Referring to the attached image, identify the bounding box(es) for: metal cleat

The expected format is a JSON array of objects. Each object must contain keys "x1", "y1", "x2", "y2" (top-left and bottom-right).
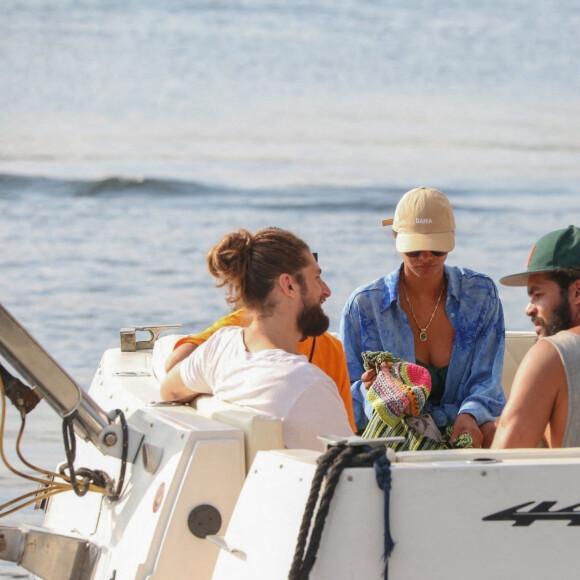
[{"x1": 120, "y1": 324, "x2": 182, "y2": 352}]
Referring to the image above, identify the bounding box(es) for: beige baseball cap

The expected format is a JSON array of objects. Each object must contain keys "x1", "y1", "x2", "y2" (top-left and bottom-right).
[{"x1": 382, "y1": 186, "x2": 456, "y2": 253}]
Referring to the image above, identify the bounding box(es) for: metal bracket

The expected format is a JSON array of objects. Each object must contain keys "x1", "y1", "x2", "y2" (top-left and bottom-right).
[
  {"x1": 0, "y1": 525, "x2": 98, "y2": 580},
  {"x1": 120, "y1": 325, "x2": 182, "y2": 352},
  {"x1": 205, "y1": 535, "x2": 247, "y2": 560}
]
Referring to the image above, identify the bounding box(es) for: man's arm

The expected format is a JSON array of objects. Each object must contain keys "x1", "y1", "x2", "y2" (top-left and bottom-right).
[
  {"x1": 165, "y1": 342, "x2": 197, "y2": 372},
  {"x1": 160, "y1": 364, "x2": 200, "y2": 403},
  {"x1": 492, "y1": 340, "x2": 566, "y2": 448}
]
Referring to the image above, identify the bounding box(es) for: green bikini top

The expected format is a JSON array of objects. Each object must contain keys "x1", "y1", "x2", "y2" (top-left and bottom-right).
[{"x1": 416, "y1": 360, "x2": 448, "y2": 406}]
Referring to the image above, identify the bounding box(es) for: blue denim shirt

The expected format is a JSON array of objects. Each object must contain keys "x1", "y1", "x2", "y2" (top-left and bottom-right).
[{"x1": 338, "y1": 264, "x2": 506, "y2": 431}]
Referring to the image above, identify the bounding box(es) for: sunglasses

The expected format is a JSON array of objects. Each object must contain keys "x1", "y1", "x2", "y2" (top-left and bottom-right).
[{"x1": 404, "y1": 251, "x2": 448, "y2": 258}]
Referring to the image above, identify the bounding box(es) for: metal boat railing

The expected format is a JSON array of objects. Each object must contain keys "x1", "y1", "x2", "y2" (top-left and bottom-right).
[{"x1": 0, "y1": 301, "x2": 141, "y2": 461}]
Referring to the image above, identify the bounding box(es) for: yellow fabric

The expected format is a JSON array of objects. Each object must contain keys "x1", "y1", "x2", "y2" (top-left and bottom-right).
[
  {"x1": 174, "y1": 310, "x2": 249, "y2": 348},
  {"x1": 174, "y1": 308, "x2": 356, "y2": 432}
]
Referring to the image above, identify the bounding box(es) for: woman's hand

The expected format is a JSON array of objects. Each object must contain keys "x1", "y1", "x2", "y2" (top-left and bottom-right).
[
  {"x1": 361, "y1": 368, "x2": 377, "y2": 390},
  {"x1": 449, "y1": 413, "x2": 484, "y2": 448}
]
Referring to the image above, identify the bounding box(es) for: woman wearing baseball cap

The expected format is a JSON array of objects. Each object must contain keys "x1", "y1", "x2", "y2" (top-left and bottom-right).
[{"x1": 338, "y1": 186, "x2": 506, "y2": 448}]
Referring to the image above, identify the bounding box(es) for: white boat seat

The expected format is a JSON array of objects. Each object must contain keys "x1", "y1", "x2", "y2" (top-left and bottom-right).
[
  {"x1": 152, "y1": 334, "x2": 284, "y2": 472},
  {"x1": 501, "y1": 331, "x2": 536, "y2": 399},
  {"x1": 151, "y1": 333, "x2": 183, "y2": 383},
  {"x1": 193, "y1": 396, "x2": 284, "y2": 473}
]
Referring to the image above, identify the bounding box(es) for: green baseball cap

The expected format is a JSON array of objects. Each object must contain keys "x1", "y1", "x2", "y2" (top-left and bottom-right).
[{"x1": 500, "y1": 225, "x2": 580, "y2": 287}]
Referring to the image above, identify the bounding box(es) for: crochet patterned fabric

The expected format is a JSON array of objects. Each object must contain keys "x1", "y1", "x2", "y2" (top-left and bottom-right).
[
  {"x1": 362, "y1": 351, "x2": 432, "y2": 427},
  {"x1": 361, "y1": 350, "x2": 473, "y2": 451}
]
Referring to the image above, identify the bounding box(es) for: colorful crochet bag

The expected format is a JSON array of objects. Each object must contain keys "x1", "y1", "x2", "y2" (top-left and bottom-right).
[{"x1": 361, "y1": 351, "x2": 473, "y2": 451}]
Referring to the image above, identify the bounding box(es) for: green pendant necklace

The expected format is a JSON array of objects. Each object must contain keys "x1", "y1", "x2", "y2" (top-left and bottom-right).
[{"x1": 401, "y1": 275, "x2": 445, "y2": 342}]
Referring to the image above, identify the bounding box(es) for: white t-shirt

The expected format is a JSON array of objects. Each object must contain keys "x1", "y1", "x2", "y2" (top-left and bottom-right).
[{"x1": 180, "y1": 326, "x2": 352, "y2": 451}]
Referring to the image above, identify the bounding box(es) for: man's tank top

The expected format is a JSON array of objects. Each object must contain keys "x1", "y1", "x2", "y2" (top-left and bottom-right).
[{"x1": 541, "y1": 330, "x2": 580, "y2": 447}]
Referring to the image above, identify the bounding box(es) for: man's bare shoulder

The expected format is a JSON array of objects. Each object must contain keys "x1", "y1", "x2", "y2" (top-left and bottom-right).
[
  {"x1": 492, "y1": 338, "x2": 567, "y2": 448},
  {"x1": 509, "y1": 338, "x2": 564, "y2": 396},
  {"x1": 522, "y1": 336, "x2": 562, "y2": 368}
]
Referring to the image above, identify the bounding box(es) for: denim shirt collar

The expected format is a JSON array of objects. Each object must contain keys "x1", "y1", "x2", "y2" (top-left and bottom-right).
[{"x1": 384, "y1": 263, "x2": 460, "y2": 312}]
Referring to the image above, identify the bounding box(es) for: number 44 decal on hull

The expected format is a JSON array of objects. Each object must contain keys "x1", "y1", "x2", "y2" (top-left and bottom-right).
[{"x1": 483, "y1": 501, "x2": 580, "y2": 526}]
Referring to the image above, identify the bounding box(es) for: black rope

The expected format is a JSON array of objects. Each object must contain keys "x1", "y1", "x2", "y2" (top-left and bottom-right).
[
  {"x1": 61, "y1": 409, "x2": 129, "y2": 501},
  {"x1": 62, "y1": 413, "x2": 91, "y2": 497},
  {"x1": 106, "y1": 409, "x2": 129, "y2": 501},
  {"x1": 288, "y1": 443, "x2": 391, "y2": 580},
  {"x1": 374, "y1": 452, "x2": 395, "y2": 578},
  {"x1": 288, "y1": 445, "x2": 343, "y2": 578}
]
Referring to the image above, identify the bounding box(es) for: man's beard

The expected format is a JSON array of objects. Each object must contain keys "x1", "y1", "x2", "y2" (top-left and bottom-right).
[
  {"x1": 296, "y1": 298, "x2": 330, "y2": 338},
  {"x1": 536, "y1": 294, "x2": 573, "y2": 337}
]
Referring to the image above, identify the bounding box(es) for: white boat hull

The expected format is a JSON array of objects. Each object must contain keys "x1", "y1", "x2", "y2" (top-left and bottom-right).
[
  {"x1": 213, "y1": 447, "x2": 580, "y2": 579},
  {"x1": 4, "y1": 328, "x2": 578, "y2": 579}
]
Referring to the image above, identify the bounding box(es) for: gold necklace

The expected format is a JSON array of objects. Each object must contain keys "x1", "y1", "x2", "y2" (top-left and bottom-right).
[{"x1": 401, "y1": 275, "x2": 446, "y2": 342}]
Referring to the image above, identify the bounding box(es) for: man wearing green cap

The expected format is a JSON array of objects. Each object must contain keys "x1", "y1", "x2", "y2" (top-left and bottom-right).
[{"x1": 493, "y1": 225, "x2": 580, "y2": 448}]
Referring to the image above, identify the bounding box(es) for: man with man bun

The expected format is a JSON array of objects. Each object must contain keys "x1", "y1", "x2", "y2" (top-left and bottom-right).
[{"x1": 161, "y1": 227, "x2": 353, "y2": 451}]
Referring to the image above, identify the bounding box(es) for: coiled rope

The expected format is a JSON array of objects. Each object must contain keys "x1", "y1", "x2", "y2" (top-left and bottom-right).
[
  {"x1": 61, "y1": 407, "x2": 128, "y2": 500},
  {"x1": 0, "y1": 373, "x2": 128, "y2": 518},
  {"x1": 288, "y1": 442, "x2": 394, "y2": 580}
]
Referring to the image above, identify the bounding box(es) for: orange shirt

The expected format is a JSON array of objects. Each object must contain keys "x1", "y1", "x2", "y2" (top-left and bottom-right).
[{"x1": 174, "y1": 309, "x2": 356, "y2": 432}]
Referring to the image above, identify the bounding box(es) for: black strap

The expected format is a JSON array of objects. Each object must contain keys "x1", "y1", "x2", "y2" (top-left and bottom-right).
[{"x1": 308, "y1": 336, "x2": 316, "y2": 363}]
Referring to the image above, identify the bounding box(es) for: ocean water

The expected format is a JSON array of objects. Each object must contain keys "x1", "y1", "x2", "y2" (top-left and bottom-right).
[{"x1": 1, "y1": 0, "x2": 579, "y2": 577}]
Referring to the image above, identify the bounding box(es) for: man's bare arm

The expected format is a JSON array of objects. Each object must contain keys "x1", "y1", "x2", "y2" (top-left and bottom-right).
[
  {"x1": 160, "y1": 364, "x2": 200, "y2": 403},
  {"x1": 165, "y1": 342, "x2": 198, "y2": 372},
  {"x1": 492, "y1": 340, "x2": 566, "y2": 448}
]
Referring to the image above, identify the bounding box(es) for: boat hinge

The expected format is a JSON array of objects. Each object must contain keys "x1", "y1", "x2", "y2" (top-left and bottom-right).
[{"x1": 120, "y1": 325, "x2": 181, "y2": 352}]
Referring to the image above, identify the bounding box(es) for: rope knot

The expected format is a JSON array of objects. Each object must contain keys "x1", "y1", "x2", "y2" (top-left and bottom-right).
[{"x1": 374, "y1": 452, "x2": 392, "y2": 491}]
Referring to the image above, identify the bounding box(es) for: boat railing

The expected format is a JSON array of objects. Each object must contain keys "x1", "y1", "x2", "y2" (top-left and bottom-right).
[{"x1": 0, "y1": 301, "x2": 143, "y2": 462}]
